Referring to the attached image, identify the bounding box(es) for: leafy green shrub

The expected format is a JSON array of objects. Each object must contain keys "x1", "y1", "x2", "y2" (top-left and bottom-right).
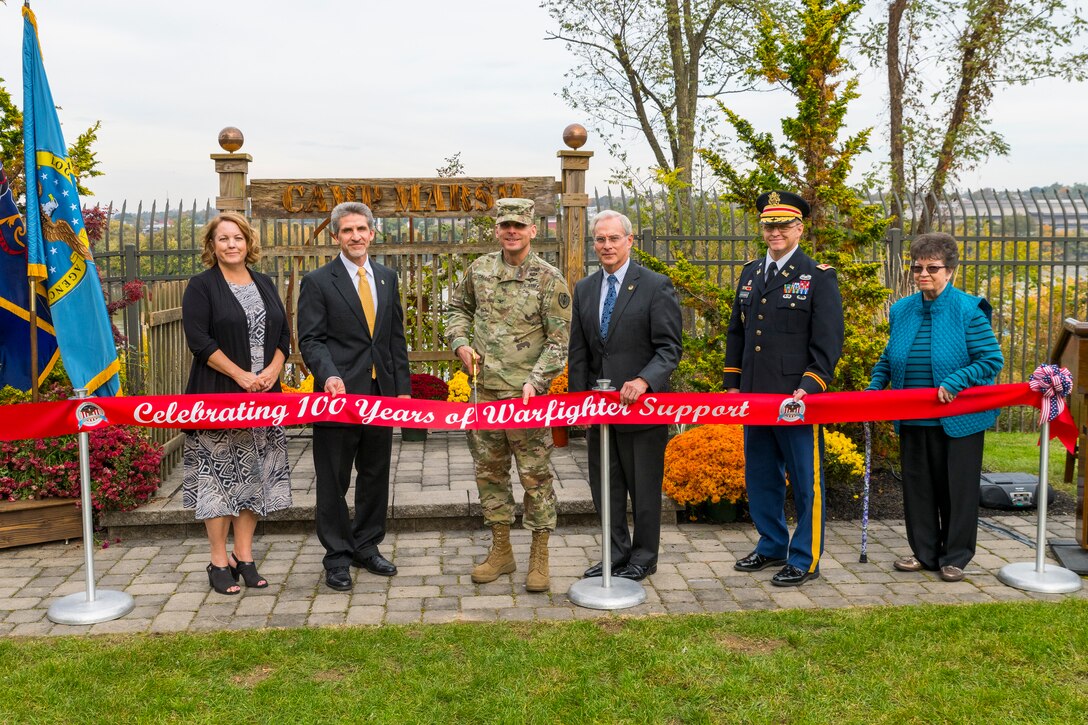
[{"x1": 635, "y1": 249, "x2": 731, "y2": 392}]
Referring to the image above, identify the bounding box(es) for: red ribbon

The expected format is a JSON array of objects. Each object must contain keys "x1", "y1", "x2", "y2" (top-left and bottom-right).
[{"x1": 0, "y1": 383, "x2": 1077, "y2": 454}]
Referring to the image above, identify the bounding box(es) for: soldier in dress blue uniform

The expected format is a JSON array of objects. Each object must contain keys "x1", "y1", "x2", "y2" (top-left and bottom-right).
[{"x1": 723, "y1": 191, "x2": 844, "y2": 587}]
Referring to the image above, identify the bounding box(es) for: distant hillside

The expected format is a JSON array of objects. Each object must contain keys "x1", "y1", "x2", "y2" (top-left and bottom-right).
[{"x1": 971, "y1": 184, "x2": 1088, "y2": 197}]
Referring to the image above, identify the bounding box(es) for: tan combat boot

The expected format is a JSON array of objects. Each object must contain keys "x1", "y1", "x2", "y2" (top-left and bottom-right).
[
  {"x1": 525, "y1": 529, "x2": 550, "y2": 592},
  {"x1": 471, "y1": 524, "x2": 515, "y2": 583}
]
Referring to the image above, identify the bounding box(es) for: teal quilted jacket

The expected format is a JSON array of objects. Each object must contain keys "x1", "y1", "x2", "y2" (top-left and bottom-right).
[{"x1": 868, "y1": 286, "x2": 1004, "y2": 437}]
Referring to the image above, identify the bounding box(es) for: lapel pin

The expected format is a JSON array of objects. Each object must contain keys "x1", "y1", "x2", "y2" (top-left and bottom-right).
[
  {"x1": 627, "y1": 284, "x2": 634, "y2": 291},
  {"x1": 381, "y1": 279, "x2": 386, "y2": 285}
]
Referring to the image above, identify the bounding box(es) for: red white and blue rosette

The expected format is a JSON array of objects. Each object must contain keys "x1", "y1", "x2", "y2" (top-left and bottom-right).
[{"x1": 1028, "y1": 364, "x2": 1073, "y2": 425}]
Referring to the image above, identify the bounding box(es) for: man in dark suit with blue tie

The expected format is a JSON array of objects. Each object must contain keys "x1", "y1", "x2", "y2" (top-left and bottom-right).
[
  {"x1": 724, "y1": 190, "x2": 844, "y2": 587},
  {"x1": 298, "y1": 202, "x2": 412, "y2": 591},
  {"x1": 568, "y1": 210, "x2": 683, "y2": 581}
]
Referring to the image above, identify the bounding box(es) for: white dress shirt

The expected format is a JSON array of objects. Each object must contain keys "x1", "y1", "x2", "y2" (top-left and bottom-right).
[
  {"x1": 339, "y1": 253, "x2": 378, "y2": 313},
  {"x1": 598, "y1": 258, "x2": 631, "y2": 323},
  {"x1": 763, "y1": 245, "x2": 798, "y2": 280}
]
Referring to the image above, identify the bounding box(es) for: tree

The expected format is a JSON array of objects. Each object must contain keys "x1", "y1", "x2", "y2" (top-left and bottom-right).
[
  {"x1": 435, "y1": 151, "x2": 464, "y2": 178},
  {"x1": 701, "y1": 0, "x2": 884, "y2": 256},
  {"x1": 863, "y1": 1, "x2": 1088, "y2": 230},
  {"x1": 1, "y1": 76, "x2": 103, "y2": 201},
  {"x1": 544, "y1": 0, "x2": 758, "y2": 195},
  {"x1": 699, "y1": 0, "x2": 891, "y2": 400}
]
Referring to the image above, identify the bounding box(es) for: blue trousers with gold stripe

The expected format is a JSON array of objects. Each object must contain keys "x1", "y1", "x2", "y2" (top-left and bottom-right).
[{"x1": 743, "y1": 424, "x2": 825, "y2": 573}]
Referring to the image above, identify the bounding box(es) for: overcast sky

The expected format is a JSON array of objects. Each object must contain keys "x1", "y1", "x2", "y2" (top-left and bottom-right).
[{"x1": 2, "y1": 0, "x2": 1084, "y2": 207}]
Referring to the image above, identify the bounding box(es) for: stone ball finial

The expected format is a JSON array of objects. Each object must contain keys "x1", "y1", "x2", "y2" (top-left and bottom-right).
[
  {"x1": 562, "y1": 123, "x2": 588, "y2": 150},
  {"x1": 218, "y1": 127, "x2": 244, "y2": 153}
]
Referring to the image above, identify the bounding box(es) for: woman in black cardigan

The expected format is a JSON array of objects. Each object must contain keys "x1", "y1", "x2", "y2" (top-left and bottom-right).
[{"x1": 182, "y1": 212, "x2": 292, "y2": 595}]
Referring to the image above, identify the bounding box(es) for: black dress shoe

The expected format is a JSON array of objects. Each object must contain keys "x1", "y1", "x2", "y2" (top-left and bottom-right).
[
  {"x1": 770, "y1": 564, "x2": 820, "y2": 587},
  {"x1": 734, "y1": 551, "x2": 788, "y2": 572},
  {"x1": 583, "y1": 560, "x2": 625, "y2": 578},
  {"x1": 614, "y1": 562, "x2": 657, "y2": 581},
  {"x1": 325, "y1": 566, "x2": 352, "y2": 591},
  {"x1": 353, "y1": 553, "x2": 397, "y2": 576}
]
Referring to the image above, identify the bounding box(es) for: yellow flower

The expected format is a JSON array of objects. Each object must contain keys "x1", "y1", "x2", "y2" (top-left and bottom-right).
[
  {"x1": 282, "y1": 374, "x2": 314, "y2": 394},
  {"x1": 824, "y1": 430, "x2": 865, "y2": 480},
  {"x1": 447, "y1": 371, "x2": 471, "y2": 403}
]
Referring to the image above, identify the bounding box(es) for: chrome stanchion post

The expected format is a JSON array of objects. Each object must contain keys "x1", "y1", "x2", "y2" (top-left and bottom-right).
[
  {"x1": 568, "y1": 380, "x2": 647, "y2": 610},
  {"x1": 998, "y1": 418, "x2": 1082, "y2": 593},
  {"x1": 1034, "y1": 420, "x2": 1051, "y2": 574},
  {"x1": 47, "y1": 389, "x2": 135, "y2": 624}
]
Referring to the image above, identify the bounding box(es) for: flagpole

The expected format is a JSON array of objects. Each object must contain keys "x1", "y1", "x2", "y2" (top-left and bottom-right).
[
  {"x1": 28, "y1": 281, "x2": 39, "y2": 402},
  {"x1": 23, "y1": 0, "x2": 38, "y2": 402}
]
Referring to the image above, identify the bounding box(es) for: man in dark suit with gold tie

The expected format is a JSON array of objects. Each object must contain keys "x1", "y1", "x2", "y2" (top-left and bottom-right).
[
  {"x1": 568, "y1": 210, "x2": 683, "y2": 581},
  {"x1": 299, "y1": 202, "x2": 411, "y2": 591}
]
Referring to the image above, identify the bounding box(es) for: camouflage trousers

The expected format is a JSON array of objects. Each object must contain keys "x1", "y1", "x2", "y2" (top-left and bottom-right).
[{"x1": 467, "y1": 388, "x2": 557, "y2": 532}]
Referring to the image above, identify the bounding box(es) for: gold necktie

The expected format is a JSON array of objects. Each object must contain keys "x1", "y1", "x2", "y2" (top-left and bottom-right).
[
  {"x1": 357, "y1": 270, "x2": 376, "y2": 335},
  {"x1": 357, "y1": 271, "x2": 377, "y2": 379}
]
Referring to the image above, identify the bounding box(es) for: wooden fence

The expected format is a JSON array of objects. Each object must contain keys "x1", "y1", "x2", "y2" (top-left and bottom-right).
[
  {"x1": 141, "y1": 280, "x2": 188, "y2": 475},
  {"x1": 124, "y1": 209, "x2": 560, "y2": 386}
]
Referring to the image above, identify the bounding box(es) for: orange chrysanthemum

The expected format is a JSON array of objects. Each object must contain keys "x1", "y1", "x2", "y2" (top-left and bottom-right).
[{"x1": 663, "y1": 425, "x2": 747, "y2": 506}]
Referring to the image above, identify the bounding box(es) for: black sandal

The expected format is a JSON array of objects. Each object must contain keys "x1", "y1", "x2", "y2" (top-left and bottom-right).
[
  {"x1": 207, "y1": 563, "x2": 240, "y2": 595},
  {"x1": 229, "y1": 552, "x2": 269, "y2": 588}
]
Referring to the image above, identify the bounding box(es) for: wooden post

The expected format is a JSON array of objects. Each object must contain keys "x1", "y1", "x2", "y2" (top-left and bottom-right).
[
  {"x1": 558, "y1": 124, "x2": 592, "y2": 287},
  {"x1": 1052, "y1": 318, "x2": 1088, "y2": 548},
  {"x1": 123, "y1": 243, "x2": 142, "y2": 393},
  {"x1": 211, "y1": 126, "x2": 250, "y2": 214}
]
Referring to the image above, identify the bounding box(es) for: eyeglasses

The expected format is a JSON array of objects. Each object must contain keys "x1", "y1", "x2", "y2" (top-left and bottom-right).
[
  {"x1": 593, "y1": 234, "x2": 628, "y2": 246},
  {"x1": 910, "y1": 264, "x2": 947, "y2": 275},
  {"x1": 760, "y1": 222, "x2": 800, "y2": 233}
]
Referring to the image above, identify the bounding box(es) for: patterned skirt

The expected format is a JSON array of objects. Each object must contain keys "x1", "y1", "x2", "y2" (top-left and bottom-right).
[{"x1": 182, "y1": 426, "x2": 292, "y2": 520}]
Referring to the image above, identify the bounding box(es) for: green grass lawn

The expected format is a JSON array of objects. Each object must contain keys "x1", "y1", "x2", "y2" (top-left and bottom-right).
[
  {"x1": 2, "y1": 600, "x2": 1087, "y2": 723},
  {"x1": 983, "y1": 431, "x2": 1076, "y2": 495}
]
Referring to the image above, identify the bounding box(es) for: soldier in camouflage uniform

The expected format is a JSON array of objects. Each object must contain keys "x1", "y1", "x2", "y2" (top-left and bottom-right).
[{"x1": 446, "y1": 198, "x2": 571, "y2": 592}]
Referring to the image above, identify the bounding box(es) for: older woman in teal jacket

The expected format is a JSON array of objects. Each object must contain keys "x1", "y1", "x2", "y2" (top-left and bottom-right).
[{"x1": 868, "y1": 233, "x2": 1003, "y2": 582}]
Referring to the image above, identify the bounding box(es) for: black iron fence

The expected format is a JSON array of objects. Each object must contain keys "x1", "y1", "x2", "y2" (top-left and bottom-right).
[
  {"x1": 590, "y1": 186, "x2": 1088, "y2": 431},
  {"x1": 93, "y1": 188, "x2": 1088, "y2": 432}
]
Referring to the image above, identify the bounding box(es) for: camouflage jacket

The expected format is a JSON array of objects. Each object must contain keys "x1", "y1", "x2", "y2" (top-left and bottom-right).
[{"x1": 447, "y1": 251, "x2": 571, "y2": 395}]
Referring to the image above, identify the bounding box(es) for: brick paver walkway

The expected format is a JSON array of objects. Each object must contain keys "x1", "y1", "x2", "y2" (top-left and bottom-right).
[
  {"x1": 2, "y1": 514, "x2": 1084, "y2": 637},
  {"x1": 7, "y1": 429, "x2": 1085, "y2": 636}
]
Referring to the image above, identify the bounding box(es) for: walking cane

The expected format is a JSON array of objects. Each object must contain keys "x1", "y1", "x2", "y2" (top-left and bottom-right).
[{"x1": 859, "y1": 422, "x2": 871, "y2": 563}]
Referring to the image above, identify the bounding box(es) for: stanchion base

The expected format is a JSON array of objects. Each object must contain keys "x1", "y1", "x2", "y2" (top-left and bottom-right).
[
  {"x1": 568, "y1": 576, "x2": 647, "y2": 610},
  {"x1": 47, "y1": 589, "x2": 135, "y2": 625},
  {"x1": 997, "y1": 562, "x2": 1083, "y2": 594}
]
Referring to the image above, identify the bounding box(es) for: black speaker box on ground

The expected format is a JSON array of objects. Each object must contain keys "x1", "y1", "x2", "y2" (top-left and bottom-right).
[{"x1": 979, "y1": 472, "x2": 1055, "y2": 510}]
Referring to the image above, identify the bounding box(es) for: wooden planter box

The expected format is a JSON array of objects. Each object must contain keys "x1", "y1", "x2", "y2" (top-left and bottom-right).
[
  {"x1": 401, "y1": 427, "x2": 429, "y2": 442},
  {"x1": 0, "y1": 498, "x2": 83, "y2": 549}
]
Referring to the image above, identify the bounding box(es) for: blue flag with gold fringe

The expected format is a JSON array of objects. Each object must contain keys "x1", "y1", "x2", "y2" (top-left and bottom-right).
[
  {"x1": 0, "y1": 163, "x2": 60, "y2": 391},
  {"x1": 22, "y1": 5, "x2": 119, "y2": 396}
]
